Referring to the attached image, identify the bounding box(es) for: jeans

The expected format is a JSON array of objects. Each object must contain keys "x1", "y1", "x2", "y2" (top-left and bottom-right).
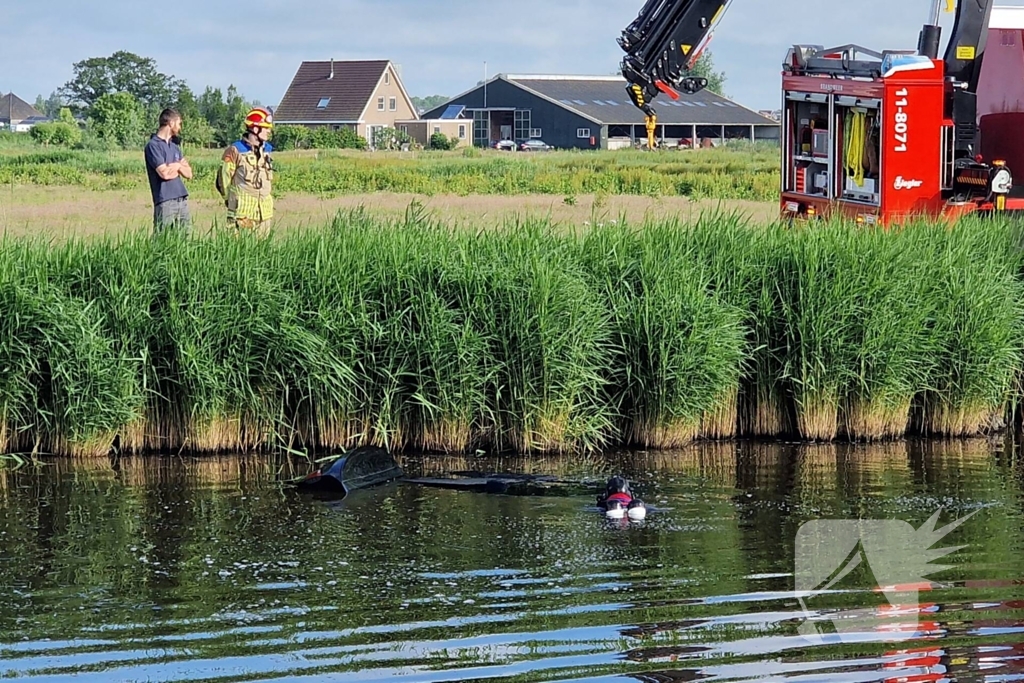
[{"x1": 153, "y1": 198, "x2": 191, "y2": 234}]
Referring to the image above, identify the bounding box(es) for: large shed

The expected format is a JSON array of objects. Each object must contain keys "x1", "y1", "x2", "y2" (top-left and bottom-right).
[{"x1": 423, "y1": 74, "x2": 779, "y2": 150}]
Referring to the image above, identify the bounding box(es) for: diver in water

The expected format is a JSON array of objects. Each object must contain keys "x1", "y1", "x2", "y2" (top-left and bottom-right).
[{"x1": 597, "y1": 476, "x2": 647, "y2": 520}]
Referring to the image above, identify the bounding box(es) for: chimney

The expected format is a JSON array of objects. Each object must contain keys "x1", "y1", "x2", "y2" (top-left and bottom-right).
[{"x1": 329, "y1": 58, "x2": 334, "y2": 80}]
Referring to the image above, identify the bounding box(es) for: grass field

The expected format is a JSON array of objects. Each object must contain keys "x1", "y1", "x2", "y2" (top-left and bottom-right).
[
  {"x1": 0, "y1": 185, "x2": 778, "y2": 238},
  {"x1": 0, "y1": 144, "x2": 780, "y2": 197},
  {"x1": 0, "y1": 144, "x2": 782, "y2": 236},
  {"x1": 1, "y1": 212, "x2": 1021, "y2": 458}
]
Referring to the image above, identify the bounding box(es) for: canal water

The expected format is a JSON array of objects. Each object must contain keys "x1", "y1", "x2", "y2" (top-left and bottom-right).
[{"x1": 1, "y1": 439, "x2": 1023, "y2": 682}]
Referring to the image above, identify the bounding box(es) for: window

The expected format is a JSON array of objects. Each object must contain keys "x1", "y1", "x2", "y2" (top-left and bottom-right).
[
  {"x1": 317, "y1": 97, "x2": 331, "y2": 109},
  {"x1": 577, "y1": 128, "x2": 591, "y2": 138},
  {"x1": 458, "y1": 124, "x2": 466, "y2": 139},
  {"x1": 378, "y1": 97, "x2": 385, "y2": 111},
  {"x1": 389, "y1": 97, "x2": 397, "y2": 111},
  {"x1": 530, "y1": 128, "x2": 542, "y2": 138},
  {"x1": 385, "y1": 71, "x2": 390, "y2": 85},
  {"x1": 434, "y1": 126, "x2": 441, "y2": 134},
  {"x1": 514, "y1": 110, "x2": 531, "y2": 141},
  {"x1": 400, "y1": 125, "x2": 408, "y2": 134},
  {"x1": 473, "y1": 110, "x2": 488, "y2": 147}
]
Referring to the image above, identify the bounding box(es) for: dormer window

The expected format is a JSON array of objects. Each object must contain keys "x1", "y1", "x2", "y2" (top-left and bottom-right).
[{"x1": 317, "y1": 97, "x2": 331, "y2": 109}]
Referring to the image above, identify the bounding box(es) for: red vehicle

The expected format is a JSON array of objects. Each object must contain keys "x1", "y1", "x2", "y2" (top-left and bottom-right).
[{"x1": 619, "y1": 0, "x2": 1022, "y2": 225}]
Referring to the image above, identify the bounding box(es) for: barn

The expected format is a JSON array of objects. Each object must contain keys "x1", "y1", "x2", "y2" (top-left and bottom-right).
[{"x1": 422, "y1": 74, "x2": 780, "y2": 150}]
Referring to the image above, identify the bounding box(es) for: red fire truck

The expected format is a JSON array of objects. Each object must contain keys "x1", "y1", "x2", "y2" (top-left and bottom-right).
[{"x1": 619, "y1": 0, "x2": 1023, "y2": 224}]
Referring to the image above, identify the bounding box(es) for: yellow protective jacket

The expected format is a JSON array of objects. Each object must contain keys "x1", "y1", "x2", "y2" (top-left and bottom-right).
[{"x1": 216, "y1": 140, "x2": 274, "y2": 226}]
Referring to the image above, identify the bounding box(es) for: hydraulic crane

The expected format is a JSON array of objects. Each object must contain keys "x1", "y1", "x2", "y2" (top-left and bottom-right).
[
  {"x1": 619, "y1": 0, "x2": 1022, "y2": 223},
  {"x1": 619, "y1": 0, "x2": 733, "y2": 149}
]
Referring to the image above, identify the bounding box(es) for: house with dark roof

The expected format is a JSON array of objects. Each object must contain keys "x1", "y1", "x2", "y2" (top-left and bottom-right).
[
  {"x1": 274, "y1": 59, "x2": 418, "y2": 145},
  {"x1": 0, "y1": 93, "x2": 46, "y2": 132},
  {"x1": 423, "y1": 74, "x2": 780, "y2": 150}
]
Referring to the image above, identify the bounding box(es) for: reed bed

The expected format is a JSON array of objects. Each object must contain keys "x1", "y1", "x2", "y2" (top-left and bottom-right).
[{"x1": 1, "y1": 210, "x2": 1023, "y2": 457}]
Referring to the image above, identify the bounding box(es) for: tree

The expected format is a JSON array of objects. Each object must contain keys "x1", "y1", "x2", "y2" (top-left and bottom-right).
[
  {"x1": 180, "y1": 117, "x2": 216, "y2": 148},
  {"x1": 89, "y1": 92, "x2": 146, "y2": 148},
  {"x1": 689, "y1": 51, "x2": 726, "y2": 96},
  {"x1": 169, "y1": 86, "x2": 214, "y2": 148},
  {"x1": 60, "y1": 51, "x2": 184, "y2": 115},
  {"x1": 34, "y1": 92, "x2": 65, "y2": 120},
  {"x1": 58, "y1": 108, "x2": 76, "y2": 126},
  {"x1": 197, "y1": 85, "x2": 251, "y2": 147},
  {"x1": 411, "y1": 95, "x2": 449, "y2": 115}
]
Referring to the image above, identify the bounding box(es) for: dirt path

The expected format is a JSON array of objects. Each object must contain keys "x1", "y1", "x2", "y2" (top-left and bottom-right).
[{"x1": 0, "y1": 187, "x2": 778, "y2": 238}]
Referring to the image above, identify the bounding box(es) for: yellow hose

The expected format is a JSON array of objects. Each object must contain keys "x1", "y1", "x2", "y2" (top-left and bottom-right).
[{"x1": 845, "y1": 110, "x2": 866, "y2": 187}]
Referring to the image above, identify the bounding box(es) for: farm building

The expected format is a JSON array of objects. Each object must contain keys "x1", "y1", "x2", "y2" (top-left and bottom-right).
[
  {"x1": 274, "y1": 59, "x2": 418, "y2": 146},
  {"x1": 395, "y1": 110, "x2": 473, "y2": 149},
  {"x1": 422, "y1": 74, "x2": 780, "y2": 150},
  {"x1": 0, "y1": 93, "x2": 45, "y2": 132},
  {"x1": 394, "y1": 104, "x2": 475, "y2": 149}
]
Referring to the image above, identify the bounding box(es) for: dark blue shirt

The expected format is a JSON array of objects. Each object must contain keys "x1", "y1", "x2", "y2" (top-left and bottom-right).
[{"x1": 144, "y1": 134, "x2": 189, "y2": 205}]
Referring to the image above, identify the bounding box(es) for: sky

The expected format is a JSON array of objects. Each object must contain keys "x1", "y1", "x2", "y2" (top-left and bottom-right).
[{"x1": 6, "y1": 0, "x2": 1024, "y2": 113}]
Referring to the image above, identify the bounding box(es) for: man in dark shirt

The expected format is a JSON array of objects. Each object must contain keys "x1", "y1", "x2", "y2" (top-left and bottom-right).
[{"x1": 144, "y1": 108, "x2": 193, "y2": 233}]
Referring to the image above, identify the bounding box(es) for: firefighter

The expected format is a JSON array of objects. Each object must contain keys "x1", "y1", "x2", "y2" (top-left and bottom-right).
[{"x1": 217, "y1": 107, "x2": 275, "y2": 236}]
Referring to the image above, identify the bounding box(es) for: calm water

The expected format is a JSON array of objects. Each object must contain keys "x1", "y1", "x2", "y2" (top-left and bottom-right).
[{"x1": 2, "y1": 440, "x2": 1024, "y2": 682}]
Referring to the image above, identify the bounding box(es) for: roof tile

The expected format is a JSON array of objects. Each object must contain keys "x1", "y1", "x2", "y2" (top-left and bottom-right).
[
  {"x1": 274, "y1": 60, "x2": 389, "y2": 123},
  {"x1": 508, "y1": 77, "x2": 778, "y2": 126}
]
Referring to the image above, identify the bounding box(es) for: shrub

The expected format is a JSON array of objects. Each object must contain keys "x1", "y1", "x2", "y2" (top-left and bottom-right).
[
  {"x1": 429, "y1": 132, "x2": 457, "y2": 151},
  {"x1": 338, "y1": 127, "x2": 367, "y2": 150},
  {"x1": 372, "y1": 126, "x2": 411, "y2": 151},
  {"x1": 180, "y1": 116, "x2": 216, "y2": 148},
  {"x1": 30, "y1": 122, "x2": 82, "y2": 147},
  {"x1": 309, "y1": 126, "x2": 368, "y2": 150},
  {"x1": 272, "y1": 124, "x2": 311, "y2": 151}
]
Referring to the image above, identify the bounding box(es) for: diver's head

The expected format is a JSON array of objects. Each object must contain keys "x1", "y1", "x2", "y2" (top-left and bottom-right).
[{"x1": 606, "y1": 476, "x2": 630, "y2": 496}]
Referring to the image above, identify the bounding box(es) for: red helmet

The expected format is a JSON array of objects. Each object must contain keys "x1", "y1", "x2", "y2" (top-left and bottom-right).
[{"x1": 244, "y1": 107, "x2": 273, "y2": 130}]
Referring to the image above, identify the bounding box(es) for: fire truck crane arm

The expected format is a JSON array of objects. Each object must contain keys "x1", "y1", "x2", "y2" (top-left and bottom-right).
[{"x1": 618, "y1": 0, "x2": 733, "y2": 148}]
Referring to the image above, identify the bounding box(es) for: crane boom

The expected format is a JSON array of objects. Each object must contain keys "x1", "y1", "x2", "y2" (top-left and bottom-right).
[
  {"x1": 618, "y1": 0, "x2": 733, "y2": 146},
  {"x1": 619, "y1": 0, "x2": 996, "y2": 150}
]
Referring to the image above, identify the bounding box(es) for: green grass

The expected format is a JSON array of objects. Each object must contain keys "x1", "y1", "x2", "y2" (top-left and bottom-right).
[
  {"x1": 0, "y1": 145, "x2": 781, "y2": 201},
  {"x1": 2, "y1": 210, "x2": 1023, "y2": 456}
]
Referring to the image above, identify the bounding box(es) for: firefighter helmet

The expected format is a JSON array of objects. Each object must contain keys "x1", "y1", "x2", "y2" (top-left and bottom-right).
[{"x1": 244, "y1": 107, "x2": 273, "y2": 130}]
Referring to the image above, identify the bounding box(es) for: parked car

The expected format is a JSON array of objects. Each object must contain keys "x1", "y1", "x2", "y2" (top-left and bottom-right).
[
  {"x1": 519, "y1": 139, "x2": 553, "y2": 152},
  {"x1": 491, "y1": 139, "x2": 516, "y2": 151}
]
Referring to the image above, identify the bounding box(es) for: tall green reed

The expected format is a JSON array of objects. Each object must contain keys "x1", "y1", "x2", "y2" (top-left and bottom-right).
[{"x1": 1, "y1": 210, "x2": 1022, "y2": 456}]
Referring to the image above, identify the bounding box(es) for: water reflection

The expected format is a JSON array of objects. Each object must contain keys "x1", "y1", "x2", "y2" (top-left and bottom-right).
[{"x1": 0, "y1": 439, "x2": 1022, "y2": 682}]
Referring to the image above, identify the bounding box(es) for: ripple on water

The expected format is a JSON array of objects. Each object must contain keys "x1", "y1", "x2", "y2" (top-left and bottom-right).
[{"x1": 1, "y1": 442, "x2": 1023, "y2": 682}]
